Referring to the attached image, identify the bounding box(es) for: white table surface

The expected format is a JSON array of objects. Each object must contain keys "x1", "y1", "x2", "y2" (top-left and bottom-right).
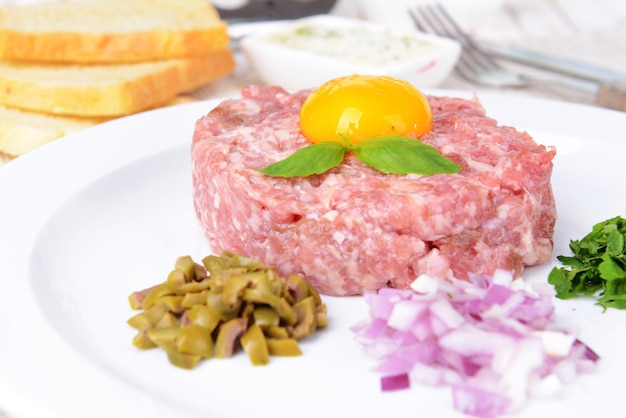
[{"x1": 1, "y1": 0, "x2": 625, "y2": 416}]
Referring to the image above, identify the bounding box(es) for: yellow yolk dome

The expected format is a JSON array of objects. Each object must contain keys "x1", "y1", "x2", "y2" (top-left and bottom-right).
[{"x1": 299, "y1": 74, "x2": 433, "y2": 145}]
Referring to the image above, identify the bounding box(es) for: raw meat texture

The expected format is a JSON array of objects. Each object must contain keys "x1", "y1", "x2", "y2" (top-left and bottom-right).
[{"x1": 191, "y1": 86, "x2": 556, "y2": 296}]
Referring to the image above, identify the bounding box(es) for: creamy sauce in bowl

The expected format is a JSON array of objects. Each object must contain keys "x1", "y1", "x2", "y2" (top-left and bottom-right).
[{"x1": 258, "y1": 21, "x2": 442, "y2": 67}]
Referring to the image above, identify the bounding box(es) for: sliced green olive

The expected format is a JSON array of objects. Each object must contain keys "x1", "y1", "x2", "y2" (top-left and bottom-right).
[
  {"x1": 127, "y1": 303, "x2": 167, "y2": 330},
  {"x1": 315, "y1": 304, "x2": 328, "y2": 328},
  {"x1": 147, "y1": 326, "x2": 181, "y2": 348},
  {"x1": 274, "y1": 297, "x2": 297, "y2": 325},
  {"x1": 286, "y1": 274, "x2": 310, "y2": 303},
  {"x1": 243, "y1": 288, "x2": 280, "y2": 307},
  {"x1": 222, "y1": 272, "x2": 254, "y2": 307},
  {"x1": 181, "y1": 290, "x2": 208, "y2": 308},
  {"x1": 158, "y1": 295, "x2": 185, "y2": 313},
  {"x1": 185, "y1": 305, "x2": 220, "y2": 332},
  {"x1": 141, "y1": 283, "x2": 174, "y2": 310},
  {"x1": 174, "y1": 279, "x2": 212, "y2": 295},
  {"x1": 207, "y1": 293, "x2": 240, "y2": 322},
  {"x1": 291, "y1": 296, "x2": 317, "y2": 340},
  {"x1": 240, "y1": 324, "x2": 270, "y2": 366},
  {"x1": 265, "y1": 326, "x2": 290, "y2": 339},
  {"x1": 127, "y1": 251, "x2": 328, "y2": 369},
  {"x1": 266, "y1": 338, "x2": 302, "y2": 356},
  {"x1": 155, "y1": 312, "x2": 178, "y2": 329},
  {"x1": 253, "y1": 306, "x2": 280, "y2": 327},
  {"x1": 166, "y1": 348, "x2": 202, "y2": 370},
  {"x1": 307, "y1": 282, "x2": 323, "y2": 307},
  {"x1": 175, "y1": 255, "x2": 197, "y2": 282},
  {"x1": 215, "y1": 317, "x2": 247, "y2": 358},
  {"x1": 167, "y1": 269, "x2": 186, "y2": 289},
  {"x1": 177, "y1": 324, "x2": 214, "y2": 359},
  {"x1": 128, "y1": 284, "x2": 158, "y2": 310},
  {"x1": 132, "y1": 330, "x2": 157, "y2": 349}
]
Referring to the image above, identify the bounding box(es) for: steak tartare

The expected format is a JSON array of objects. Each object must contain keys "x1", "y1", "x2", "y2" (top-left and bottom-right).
[{"x1": 191, "y1": 86, "x2": 556, "y2": 296}]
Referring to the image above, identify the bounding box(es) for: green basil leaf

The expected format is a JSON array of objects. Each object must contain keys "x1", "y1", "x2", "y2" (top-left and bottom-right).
[
  {"x1": 352, "y1": 136, "x2": 461, "y2": 175},
  {"x1": 258, "y1": 141, "x2": 346, "y2": 178}
]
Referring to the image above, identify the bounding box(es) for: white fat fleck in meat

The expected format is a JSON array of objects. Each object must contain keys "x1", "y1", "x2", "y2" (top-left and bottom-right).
[
  {"x1": 497, "y1": 204, "x2": 511, "y2": 220},
  {"x1": 333, "y1": 231, "x2": 346, "y2": 244},
  {"x1": 322, "y1": 210, "x2": 339, "y2": 222}
]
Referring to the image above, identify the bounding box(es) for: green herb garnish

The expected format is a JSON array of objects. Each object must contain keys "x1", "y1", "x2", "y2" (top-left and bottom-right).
[
  {"x1": 259, "y1": 135, "x2": 461, "y2": 178},
  {"x1": 548, "y1": 215, "x2": 626, "y2": 310}
]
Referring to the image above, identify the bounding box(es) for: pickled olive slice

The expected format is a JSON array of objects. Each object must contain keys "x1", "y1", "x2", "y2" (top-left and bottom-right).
[
  {"x1": 133, "y1": 330, "x2": 157, "y2": 349},
  {"x1": 253, "y1": 307, "x2": 280, "y2": 327},
  {"x1": 201, "y1": 254, "x2": 229, "y2": 275},
  {"x1": 141, "y1": 283, "x2": 174, "y2": 310},
  {"x1": 155, "y1": 312, "x2": 178, "y2": 329},
  {"x1": 228, "y1": 252, "x2": 265, "y2": 270},
  {"x1": 181, "y1": 290, "x2": 208, "y2": 309},
  {"x1": 177, "y1": 324, "x2": 214, "y2": 359},
  {"x1": 266, "y1": 338, "x2": 302, "y2": 356},
  {"x1": 242, "y1": 288, "x2": 280, "y2": 307},
  {"x1": 222, "y1": 273, "x2": 255, "y2": 307},
  {"x1": 240, "y1": 302, "x2": 256, "y2": 321},
  {"x1": 215, "y1": 317, "x2": 247, "y2": 358},
  {"x1": 147, "y1": 326, "x2": 181, "y2": 348},
  {"x1": 128, "y1": 284, "x2": 158, "y2": 309},
  {"x1": 274, "y1": 297, "x2": 297, "y2": 325},
  {"x1": 127, "y1": 251, "x2": 328, "y2": 368},
  {"x1": 193, "y1": 263, "x2": 208, "y2": 281},
  {"x1": 266, "y1": 326, "x2": 290, "y2": 339},
  {"x1": 307, "y1": 282, "x2": 323, "y2": 307},
  {"x1": 127, "y1": 303, "x2": 167, "y2": 330},
  {"x1": 166, "y1": 348, "x2": 202, "y2": 370},
  {"x1": 315, "y1": 304, "x2": 328, "y2": 328},
  {"x1": 174, "y1": 278, "x2": 212, "y2": 295},
  {"x1": 240, "y1": 324, "x2": 270, "y2": 366},
  {"x1": 157, "y1": 295, "x2": 185, "y2": 313},
  {"x1": 185, "y1": 305, "x2": 220, "y2": 332},
  {"x1": 207, "y1": 293, "x2": 240, "y2": 322},
  {"x1": 291, "y1": 296, "x2": 317, "y2": 340},
  {"x1": 175, "y1": 255, "x2": 197, "y2": 282},
  {"x1": 167, "y1": 269, "x2": 187, "y2": 289},
  {"x1": 286, "y1": 275, "x2": 309, "y2": 303},
  {"x1": 248, "y1": 271, "x2": 277, "y2": 296}
]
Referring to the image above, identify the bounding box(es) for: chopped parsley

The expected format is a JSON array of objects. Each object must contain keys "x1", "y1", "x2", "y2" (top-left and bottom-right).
[{"x1": 548, "y1": 215, "x2": 626, "y2": 310}]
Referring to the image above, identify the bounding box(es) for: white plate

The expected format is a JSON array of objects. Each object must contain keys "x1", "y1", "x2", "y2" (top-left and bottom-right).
[{"x1": 0, "y1": 92, "x2": 625, "y2": 418}]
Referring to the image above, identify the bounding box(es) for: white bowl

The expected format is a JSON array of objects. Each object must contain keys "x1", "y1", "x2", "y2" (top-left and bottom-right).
[{"x1": 239, "y1": 14, "x2": 461, "y2": 91}]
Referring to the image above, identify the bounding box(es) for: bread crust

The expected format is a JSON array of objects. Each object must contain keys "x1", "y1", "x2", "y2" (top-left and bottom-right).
[
  {"x1": 0, "y1": 0, "x2": 229, "y2": 63},
  {"x1": 0, "y1": 95, "x2": 196, "y2": 158},
  {"x1": 0, "y1": 26, "x2": 230, "y2": 64}
]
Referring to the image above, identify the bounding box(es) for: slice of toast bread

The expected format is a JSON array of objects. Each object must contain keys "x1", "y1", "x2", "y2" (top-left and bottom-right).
[
  {"x1": 0, "y1": 0, "x2": 230, "y2": 63},
  {"x1": 0, "y1": 50, "x2": 234, "y2": 117},
  {"x1": 0, "y1": 95, "x2": 196, "y2": 159}
]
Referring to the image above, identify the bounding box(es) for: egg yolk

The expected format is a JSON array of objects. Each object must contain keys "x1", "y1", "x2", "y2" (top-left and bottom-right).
[{"x1": 299, "y1": 74, "x2": 433, "y2": 145}]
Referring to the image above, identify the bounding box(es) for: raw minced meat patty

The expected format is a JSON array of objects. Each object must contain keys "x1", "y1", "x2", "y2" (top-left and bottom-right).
[{"x1": 191, "y1": 86, "x2": 556, "y2": 296}]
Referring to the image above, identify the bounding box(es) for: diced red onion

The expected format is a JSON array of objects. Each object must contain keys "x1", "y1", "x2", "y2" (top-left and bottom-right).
[
  {"x1": 351, "y1": 270, "x2": 599, "y2": 417},
  {"x1": 380, "y1": 373, "x2": 411, "y2": 391}
]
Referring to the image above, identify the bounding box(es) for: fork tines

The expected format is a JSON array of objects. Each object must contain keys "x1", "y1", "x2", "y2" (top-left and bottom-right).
[{"x1": 408, "y1": 3, "x2": 504, "y2": 82}]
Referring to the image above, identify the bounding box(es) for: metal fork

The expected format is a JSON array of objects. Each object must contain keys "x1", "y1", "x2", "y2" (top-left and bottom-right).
[{"x1": 408, "y1": 4, "x2": 593, "y2": 90}]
